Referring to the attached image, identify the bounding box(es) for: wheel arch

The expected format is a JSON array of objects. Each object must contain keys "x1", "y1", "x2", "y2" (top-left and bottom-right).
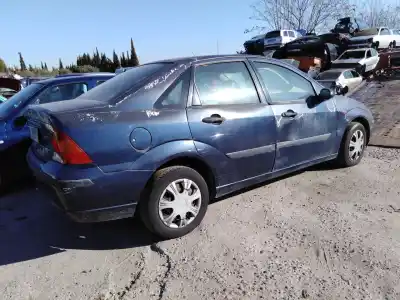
[
  {"x1": 350, "y1": 116, "x2": 371, "y2": 144},
  {"x1": 138, "y1": 155, "x2": 217, "y2": 209}
]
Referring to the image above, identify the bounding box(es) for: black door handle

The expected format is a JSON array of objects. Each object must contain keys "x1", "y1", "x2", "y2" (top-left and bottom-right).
[
  {"x1": 281, "y1": 110, "x2": 297, "y2": 118},
  {"x1": 202, "y1": 114, "x2": 225, "y2": 124}
]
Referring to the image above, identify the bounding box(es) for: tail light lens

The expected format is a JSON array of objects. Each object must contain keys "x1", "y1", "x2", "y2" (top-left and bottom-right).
[{"x1": 51, "y1": 131, "x2": 92, "y2": 165}]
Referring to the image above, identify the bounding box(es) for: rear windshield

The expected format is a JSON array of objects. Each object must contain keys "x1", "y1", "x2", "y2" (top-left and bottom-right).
[
  {"x1": 265, "y1": 31, "x2": 281, "y2": 38},
  {"x1": 339, "y1": 50, "x2": 365, "y2": 59},
  {"x1": 318, "y1": 72, "x2": 341, "y2": 80},
  {"x1": 78, "y1": 63, "x2": 172, "y2": 103},
  {"x1": 0, "y1": 83, "x2": 44, "y2": 119}
]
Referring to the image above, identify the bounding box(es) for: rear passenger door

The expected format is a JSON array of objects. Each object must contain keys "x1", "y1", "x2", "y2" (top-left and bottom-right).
[{"x1": 186, "y1": 60, "x2": 277, "y2": 184}]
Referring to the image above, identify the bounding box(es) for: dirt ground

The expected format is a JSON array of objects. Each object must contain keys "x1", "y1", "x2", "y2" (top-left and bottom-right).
[
  {"x1": 1, "y1": 146, "x2": 400, "y2": 300},
  {"x1": 351, "y1": 78, "x2": 400, "y2": 147}
]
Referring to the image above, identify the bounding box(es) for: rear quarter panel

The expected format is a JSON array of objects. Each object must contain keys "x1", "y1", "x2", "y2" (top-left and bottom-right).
[{"x1": 55, "y1": 109, "x2": 193, "y2": 172}]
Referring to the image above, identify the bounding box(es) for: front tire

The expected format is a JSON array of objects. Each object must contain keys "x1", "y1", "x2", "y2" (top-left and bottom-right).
[
  {"x1": 140, "y1": 166, "x2": 209, "y2": 239},
  {"x1": 336, "y1": 122, "x2": 367, "y2": 167}
]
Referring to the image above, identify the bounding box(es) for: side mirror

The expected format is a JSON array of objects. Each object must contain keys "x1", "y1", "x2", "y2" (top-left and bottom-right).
[
  {"x1": 13, "y1": 115, "x2": 27, "y2": 129},
  {"x1": 319, "y1": 88, "x2": 332, "y2": 100}
]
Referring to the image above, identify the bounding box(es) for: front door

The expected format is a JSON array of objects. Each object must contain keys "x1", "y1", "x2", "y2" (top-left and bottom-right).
[
  {"x1": 250, "y1": 60, "x2": 338, "y2": 171},
  {"x1": 186, "y1": 60, "x2": 277, "y2": 185}
]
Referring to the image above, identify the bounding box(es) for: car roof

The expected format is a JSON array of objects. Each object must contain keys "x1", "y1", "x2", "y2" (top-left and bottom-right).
[
  {"x1": 148, "y1": 54, "x2": 274, "y2": 65},
  {"x1": 36, "y1": 73, "x2": 115, "y2": 85}
]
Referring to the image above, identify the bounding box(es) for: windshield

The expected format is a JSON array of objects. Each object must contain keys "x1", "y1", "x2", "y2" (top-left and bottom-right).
[
  {"x1": 339, "y1": 50, "x2": 365, "y2": 59},
  {"x1": 318, "y1": 72, "x2": 341, "y2": 80},
  {"x1": 78, "y1": 63, "x2": 172, "y2": 103},
  {"x1": 265, "y1": 31, "x2": 281, "y2": 38},
  {"x1": 0, "y1": 83, "x2": 44, "y2": 119}
]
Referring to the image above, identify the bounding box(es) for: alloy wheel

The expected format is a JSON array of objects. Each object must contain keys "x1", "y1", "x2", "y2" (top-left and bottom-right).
[
  {"x1": 158, "y1": 179, "x2": 202, "y2": 228},
  {"x1": 349, "y1": 129, "x2": 364, "y2": 161}
]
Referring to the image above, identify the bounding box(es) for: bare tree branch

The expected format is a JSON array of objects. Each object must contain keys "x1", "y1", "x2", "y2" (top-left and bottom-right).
[{"x1": 247, "y1": 0, "x2": 352, "y2": 34}]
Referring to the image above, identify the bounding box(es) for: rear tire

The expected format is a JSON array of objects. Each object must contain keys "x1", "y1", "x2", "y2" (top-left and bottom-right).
[
  {"x1": 335, "y1": 122, "x2": 367, "y2": 168},
  {"x1": 140, "y1": 166, "x2": 209, "y2": 239}
]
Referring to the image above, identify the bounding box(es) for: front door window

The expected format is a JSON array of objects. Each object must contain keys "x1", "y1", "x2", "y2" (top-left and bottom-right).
[{"x1": 35, "y1": 82, "x2": 88, "y2": 104}]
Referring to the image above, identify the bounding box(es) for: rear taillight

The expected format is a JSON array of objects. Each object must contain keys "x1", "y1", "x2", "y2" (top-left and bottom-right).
[{"x1": 51, "y1": 131, "x2": 92, "y2": 165}]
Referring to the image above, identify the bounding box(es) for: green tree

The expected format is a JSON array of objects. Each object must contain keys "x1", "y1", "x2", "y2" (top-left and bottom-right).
[
  {"x1": 18, "y1": 52, "x2": 27, "y2": 71},
  {"x1": 0, "y1": 58, "x2": 6, "y2": 72},
  {"x1": 93, "y1": 48, "x2": 100, "y2": 68},
  {"x1": 120, "y1": 52, "x2": 127, "y2": 67},
  {"x1": 130, "y1": 38, "x2": 140, "y2": 66},
  {"x1": 29, "y1": 64, "x2": 34, "y2": 71},
  {"x1": 59, "y1": 58, "x2": 64, "y2": 69},
  {"x1": 44, "y1": 62, "x2": 48, "y2": 70},
  {"x1": 113, "y1": 50, "x2": 120, "y2": 70},
  {"x1": 59, "y1": 68, "x2": 71, "y2": 75}
]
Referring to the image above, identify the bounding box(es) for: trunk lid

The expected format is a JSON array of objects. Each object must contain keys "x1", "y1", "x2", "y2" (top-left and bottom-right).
[{"x1": 25, "y1": 100, "x2": 107, "y2": 162}]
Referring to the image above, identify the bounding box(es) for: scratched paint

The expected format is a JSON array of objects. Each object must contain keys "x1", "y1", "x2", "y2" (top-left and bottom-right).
[{"x1": 144, "y1": 64, "x2": 188, "y2": 90}]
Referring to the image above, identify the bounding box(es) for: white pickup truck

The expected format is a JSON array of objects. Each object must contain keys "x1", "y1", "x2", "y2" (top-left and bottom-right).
[{"x1": 348, "y1": 27, "x2": 397, "y2": 49}]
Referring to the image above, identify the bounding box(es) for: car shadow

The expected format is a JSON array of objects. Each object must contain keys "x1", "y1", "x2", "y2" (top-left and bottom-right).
[
  {"x1": 0, "y1": 185, "x2": 159, "y2": 266},
  {"x1": 0, "y1": 161, "x2": 337, "y2": 266}
]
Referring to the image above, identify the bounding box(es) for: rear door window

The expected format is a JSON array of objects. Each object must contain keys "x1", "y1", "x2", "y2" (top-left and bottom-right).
[{"x1": 194, "y1": 62, "x2": 260, "y2": 106}]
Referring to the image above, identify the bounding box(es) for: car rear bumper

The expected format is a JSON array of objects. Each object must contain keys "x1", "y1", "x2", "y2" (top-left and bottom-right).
[{"x1": 27, "y1": 148, "x2": 153, "y2": 222}]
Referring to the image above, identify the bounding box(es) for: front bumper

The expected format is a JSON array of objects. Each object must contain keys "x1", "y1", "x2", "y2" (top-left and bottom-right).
[{"x1": 27, "y1": 148, "x2": 153, "y2": 223}]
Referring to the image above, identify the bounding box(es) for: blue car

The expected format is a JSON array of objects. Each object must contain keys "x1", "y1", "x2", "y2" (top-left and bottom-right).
[
  {"x1": 0, "y1": 73, "x2": 114, "y2": 191},
  {"x1": 25, "y1": 55, "x2": 373, "y2": 239}
]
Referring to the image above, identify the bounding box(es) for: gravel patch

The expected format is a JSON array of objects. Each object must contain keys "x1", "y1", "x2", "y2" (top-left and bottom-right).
[{"x1": 1, "y1": 147, "x2": 399, "y2": 300}]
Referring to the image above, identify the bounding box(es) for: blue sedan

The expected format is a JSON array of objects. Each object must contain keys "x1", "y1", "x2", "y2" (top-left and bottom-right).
[
  {"x1": 25, "y1": 55, "x2": 373, "y2": 239},
  {"x1": 0, "y1": 73, "x2": 114, "y2": 191}
]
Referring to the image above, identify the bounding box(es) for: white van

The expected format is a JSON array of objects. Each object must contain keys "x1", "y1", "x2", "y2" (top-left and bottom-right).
[{"x1": 263, "y1": 30, "x2": 302, "y2": 49}]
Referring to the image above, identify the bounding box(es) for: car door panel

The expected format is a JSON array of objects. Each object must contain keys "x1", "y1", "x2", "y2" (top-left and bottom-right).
[
  {"x1": 187, "y1": 104, "x2": 277, "y2": 183},
  {"x1": 186, "y1": 60, "x2": 278, "y2": 184},
  {"x1": 250, "y1": 61, "x2": 338, "y2": 171}
]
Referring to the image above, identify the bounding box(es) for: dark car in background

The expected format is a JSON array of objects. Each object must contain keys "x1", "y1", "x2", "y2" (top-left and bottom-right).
[
  {"x1": 26, "y1": 55, "x2": 373, "y2": 239},
  {"x1": 0, "y1": 73, "x2": 114, "y2": 192},
  {"x1": 331, "y1": 17, "x2": 369, "y2": 36},
  {"x1": 272, "y1": 35, "x2": 340, "y2": 71},
  {"x1": 0, "y1": 77, "x2": 22, "y2": 99}
]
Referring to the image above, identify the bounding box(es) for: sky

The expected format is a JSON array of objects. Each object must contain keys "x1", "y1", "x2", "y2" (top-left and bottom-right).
[{"x1": 2, "y1": 0, "x2": 257, "y2": 68}]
